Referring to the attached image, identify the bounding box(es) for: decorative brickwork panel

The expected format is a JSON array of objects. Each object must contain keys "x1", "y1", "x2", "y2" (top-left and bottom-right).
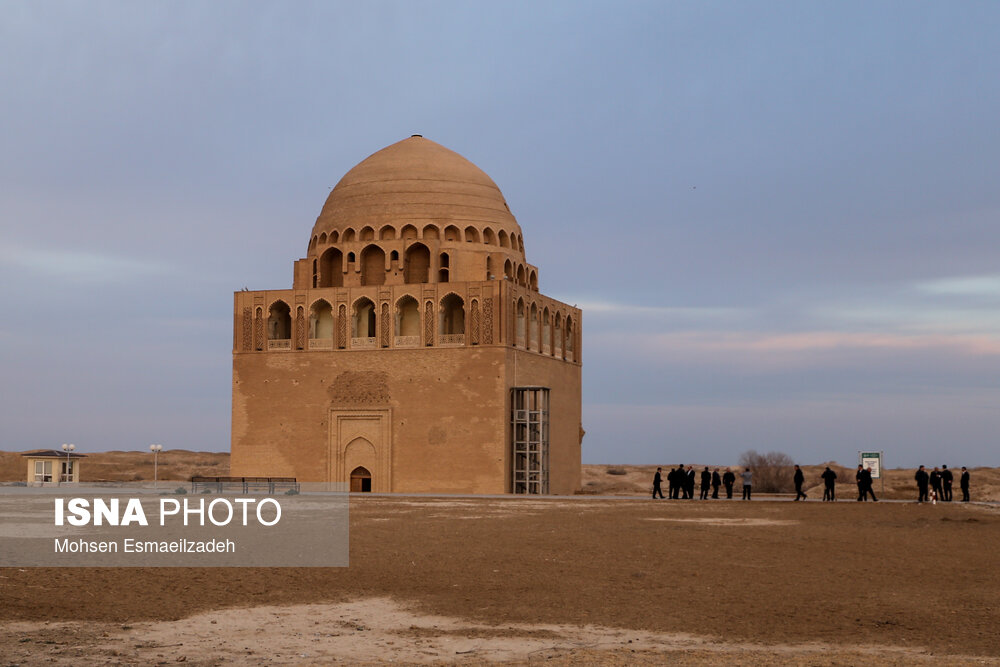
[
  {"x1": 483, "y1": 298, "x2": 493, "y2": 344},
  {"x1": 241, "y1": 307, "x2": 252, "y2": 352},
  {"x1": 337, "y1": 305, "x2": 347, "y2": 349},
  {"x1": 327, "y1": 371, "x2": 390, "y2": 405},
  {"x1": 295, "y1": 307, "x2": 306, "y2": 350},
  {"x1": 380, "y1": 303, "x2": 390, "y2": 348},
  {"x1": 253, "y1": 308, "x2": 264, "y2": 351},
  {"x1": 424, "y1": 301, "x2": 434, "y2": 345},
  {"x1": 470, "y1": 299, "x2": 480, "y2": 345}
]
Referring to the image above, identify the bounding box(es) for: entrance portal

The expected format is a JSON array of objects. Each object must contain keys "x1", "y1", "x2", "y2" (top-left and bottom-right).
[{"x1": 350, "y1": 466, "x2": 372, "y2": 492}]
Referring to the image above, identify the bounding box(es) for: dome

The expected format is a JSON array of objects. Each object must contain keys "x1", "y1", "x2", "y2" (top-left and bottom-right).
[{"x1": 309, "y1": 136, "x2": 522, "y2": 248}]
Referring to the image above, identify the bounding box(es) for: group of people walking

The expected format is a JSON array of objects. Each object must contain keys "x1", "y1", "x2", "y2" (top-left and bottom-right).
[
  {"x1": 914, "y1": 464, "x2": 971, "y2": 503},
  {"x1": 651, "y1": 465, "x2": 750, "y2": 500},
  {"x1": 651, "y1": 463, "x2": 973, "y2": 503}
]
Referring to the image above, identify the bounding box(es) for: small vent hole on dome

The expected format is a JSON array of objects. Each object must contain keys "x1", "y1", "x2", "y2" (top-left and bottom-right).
[{"x1": 411, "y1": 134, "x2": 423, "y2": 138}]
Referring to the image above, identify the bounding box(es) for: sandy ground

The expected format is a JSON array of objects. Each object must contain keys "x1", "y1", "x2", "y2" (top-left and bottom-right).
[{"x1": 2, "y1": 496, "x2": 1000, "y2": 665}]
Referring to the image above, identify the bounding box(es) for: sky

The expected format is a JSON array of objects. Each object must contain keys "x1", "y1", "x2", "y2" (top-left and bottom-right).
[{"x1": 2, "y1": 1, "x2": 999, "y2": 467}]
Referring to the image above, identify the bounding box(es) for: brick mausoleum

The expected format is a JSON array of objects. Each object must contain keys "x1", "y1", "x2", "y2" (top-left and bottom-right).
[{"x1": 231, "y1": 136, "x2": 582, "y2": 494}]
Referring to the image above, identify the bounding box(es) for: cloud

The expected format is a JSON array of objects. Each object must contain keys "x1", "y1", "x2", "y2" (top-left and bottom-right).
[
  {"x1": 0, "y1": 243, "x2": 175, "y2": 282},
  {"x1": 915, "y1": 274, "x2": 1000, "y2": 298}
]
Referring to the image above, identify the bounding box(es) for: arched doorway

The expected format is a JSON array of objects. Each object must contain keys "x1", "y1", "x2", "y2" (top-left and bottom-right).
[{"x1": 350, "y1": 466, "x2": 372, "y2": 492}]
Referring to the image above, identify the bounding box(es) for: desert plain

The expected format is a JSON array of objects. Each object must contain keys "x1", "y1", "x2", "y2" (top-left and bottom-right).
[{"x1": 1, "y1": 450, "x2": 998, "y2": 665}]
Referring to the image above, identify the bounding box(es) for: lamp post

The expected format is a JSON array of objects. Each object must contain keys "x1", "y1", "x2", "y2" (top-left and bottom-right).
[
  {"x1": 150, "y1": 444, "x2": 163, "y2": 488},
  {"x1": 60, "y1": 443, "x2": 75, "y2": 484}
]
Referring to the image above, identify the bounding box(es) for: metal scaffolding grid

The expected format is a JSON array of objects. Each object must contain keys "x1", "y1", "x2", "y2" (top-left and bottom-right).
[{"x1": 511, "y1": 387, "x2": 550, "y2": 494}]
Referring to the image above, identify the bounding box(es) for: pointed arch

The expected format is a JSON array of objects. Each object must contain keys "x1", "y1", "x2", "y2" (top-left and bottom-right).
[
  {"x1": 444, "y1": 225, "x2": 461, "y2": 242},
  {"x1": 352, "y1": 297, "x2": 376, "y2": 338},
  {"x1": 542, "y1": 307, "x2": 551, "y2": 353},
  {"x1": 267, "y1": 300, "x2": 291, "y2": 340},
  {"x1": 464, "y1": 226, "x2": 480, "y2": 243},
  {"x1": 439, "y1": 293, "x2": 465, "y2": 336},
  {"x1": 483, "y1": 228, "x2": 496, "y2": 245},
  {"x1": 319, "y1": 248, "x2": 343, "y2": 287},
  {"x1": 310, "y1": 299, "x2": 334, "y2": 341},
  {"x1": 395, "y1": 295, "x2": 420, "y2": 340},
  {"x1": 498, "y1": 230, "x2": 510, "y2": 248},
  {"x1": 516, "y1": 264, "x2": 526, "y2": 286},
  {"x1": 504, "y1": 259, "x2": 513, "y2": 281},
  {"x1": 360, "y1": 226, "x2": 375, "y2": 241},
  {"x1": 529, "y1": 269, "x2": 537, "y2": 291},
  {"x1": 342, "y1": 228, "x2": 356, "y2": 243},
  {"x1": 516, "y1": 298, "x2": 526, "y2": 347},
  {"x1": 379, "y1": 225, "x2": 396, "y2": 240},
  {"x1": 360, "y1": 244, "x2": 386, "y2": 286},
  {"x1": 422, "y1": 224, "x2": 439, "y2": 240},
  {"x1": 401, "y1": 224, "x2": 418, "y2": 240},
  {"x1": 404, "y1": 242, "x2": 430, "y2": 284},
  {"x1": 329, "y1": 230, "x2": 339, "y2": 244}
]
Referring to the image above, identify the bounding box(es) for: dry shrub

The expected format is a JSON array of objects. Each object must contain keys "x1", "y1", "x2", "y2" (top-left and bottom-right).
[
  {"x1": 605, "y1": 467, "x2": 627, "y2": 476},
  {"x1": 739, "y1": 450, "x2": 794, "y2": 493}
]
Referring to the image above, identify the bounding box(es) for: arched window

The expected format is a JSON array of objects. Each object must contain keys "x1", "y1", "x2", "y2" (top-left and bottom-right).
[
  {"x1": 516, "y1": 299, "x2": 526, "y2": 347},
  {"x1": 390, "y1": 249, "x2": 399, "y2": 263},
  {"x1": 483, "y1": 228, "x2": 496, "y2": 245},
  {"x1": 360, "y1": 245, "x2": 385, "y2": 286},
  {"x1": 529, "y1": 270, "x2": 538, "y2": 291},
  {"x1": 395, "y1": 295, "x2": 420, "y2": 343},
  {"x1": 310, "y1": 300, "x2": 334, "y2": 342},
  {"x1": 464, "y1": 226, "x2": 479, "y2": 243},
  {"x1": 554, "y1": 314, "x2": 563, "y2": 356},
  {"x1": 360, "y1": 226, "x2": 375, "y2": 241},
  {"x1": 317, "y1": 233, "x2": 325, "y2": 246},
  {"x1": 319, "y1": 248, "x2": 343, "y2": 287},
  {"x1": 329, "y1": 230, "x2": 339, "y2": 243},
  {"x1": 504, "y1": 259, "x2": 513, "y2": 281},
  {"x1": 499, "y1": 230, "x2": 510, "y2": 248},
  {"x1": 347, "y1": 251, "x2": 356, "y2": 264},
  {"x1": 422, "y1": 224, "x2": 439, "y2": 240},
  {"x1": 487, "y1": 255, "x2": 497, "y2": 280},
  {"x1": 529, "y1": 303, "x2": 538, "y2": 350},
  {"x1": 379, "y1": 225, "x2": 395, "y2": 240},
  {"x1": 516, "y1": 265, "x2": 526, "y2": 286},
  {"x1": 342, "y1": 228, "x2": 356, "y2": 243},
  {"x1": 565, "y1": 316, "x2": 575, "y2": 361},
  {"x1": 352, "y1": 298, "x2": 376, "y2": 339},
  {"x1": 267, "y1": 301, "x2": 291, "y2": 340},
  {"x1": 438, "y1": 252, "x2": 449, "y2": 283},
  {"x1": 542, "y1": 307, "x2": 551, "y2": 353},
  {"x1": 404, "y1": 243, "x2": 430, "y2": 284},
  {"x1": 439, "y1": 294, "x2": 465, "y2": 338},
  {"x1": 401, "y1": 224, "x2": 418, "y2": 240},
  {"x1": 444, "y1": 225, "x2": 461, "y2": 242}
]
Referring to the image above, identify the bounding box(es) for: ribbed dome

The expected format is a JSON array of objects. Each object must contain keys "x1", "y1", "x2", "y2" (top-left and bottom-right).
[{"x1": 310, "y1": 136, "x2": 522, "y2": 242}]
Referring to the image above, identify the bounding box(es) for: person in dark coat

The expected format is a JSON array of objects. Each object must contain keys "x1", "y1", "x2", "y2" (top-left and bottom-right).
[
  {"x1": 960, "y1": 466, "x2": 970, "y2": 502},
  {"x1": 855, "y1": 464, "x2": 864, "y2": 501},
  {"x1": 652, "y1": 467, "x2": 664, "y2": 499},
  {"x1": 711, "y1": 469, "x2": 721, "y2": 499},
  {"x1": 930, "y1": 467, "x2": 943, "y2": 500},
  {"x1": 699, "y1": 467, "x2": 711, "y2": 500},
  {"x1": 915, "y1": 465, "x2": 930, "y2": 502},
  {"x1": 675, "y1": 465, "x2": 686, "y2": 499},
  {"x1": 821, "y1": 466, "x2": 837, "y2": 501},
  {"x1": 722, "y1": 469, "x2": 736, "y2": 499},
  {"x1": 667, "y1": 467, "x2": 677, "y2": 499},
  {"x1": 686, "y1": 467, "x2": 696, "y2": 499},
  {"x1": 941, "y1": 465, "x2": 953, "y2": 502},
  {"x1": 793, "y1": 465, "x2": 807, "y2": 501},
  {"x1": 859, "y1": 466, "x2": 877, "y2": 501}
]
